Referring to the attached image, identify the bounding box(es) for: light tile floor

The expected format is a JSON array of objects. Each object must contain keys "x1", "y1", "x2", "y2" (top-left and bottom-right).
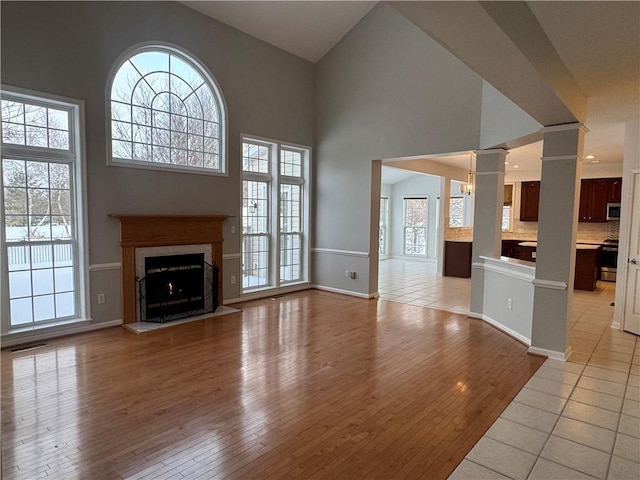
[
  {"x1": 378, "y1": 258, "x2": 640, "y2": 480},
  {"x1": 378, "y1": 258, "x2": 470, "y2": 314}
]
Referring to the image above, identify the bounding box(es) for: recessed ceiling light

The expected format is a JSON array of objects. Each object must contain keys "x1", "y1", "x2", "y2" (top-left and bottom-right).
[
  {"x1": 586, "y1": 154, "x2": 596, "y2": 160},
  {"x1": 505, "y1": 161, "x2": 511, "y2": 165},
  {"x1": 591, "y1": 160, "x2": 600, "y2": 164},
  {"x1": 513, "y1": 164, "x2": 520, "y2": 168}
]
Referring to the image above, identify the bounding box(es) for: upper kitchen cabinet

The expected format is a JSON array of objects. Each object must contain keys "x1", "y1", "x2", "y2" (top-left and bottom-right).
[
  {"x1": 608, "y1": 177, "x2": 622, "y2": 203},
  {"x1": 579, "y1": 178, "x2": 609, "y2": 222},
  {"x1": 518, "y1": 177, "x2": 621, "y2": 223},
  {"x1": 519, "y1": 181, "x2": 540, "y2": 221},
  {"x1": 579, "y1": 177, "x2": 622, "y2": 222}
]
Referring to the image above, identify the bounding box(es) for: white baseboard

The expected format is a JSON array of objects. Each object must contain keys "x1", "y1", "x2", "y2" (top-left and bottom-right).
[
  {"x1": 528, "y1": 345, "x2": 570, "y2": 361},
  {"x1": 468, "y1": 312, "x2": 531, "y2": 347},
  {"x1": 1, "y1": 319, "x2": 123, "y2": 348},
  {"x1": 311, "y1": 285, "x2": 377, "y2": 299},
  {"x1": 223, "y1": 283, "x2": 312, "y2": 304}
]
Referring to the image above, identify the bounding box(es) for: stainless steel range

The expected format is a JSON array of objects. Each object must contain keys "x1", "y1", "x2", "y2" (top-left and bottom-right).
[{"x1": 600, "y1": 239, "x2": 619, "y2": 282}]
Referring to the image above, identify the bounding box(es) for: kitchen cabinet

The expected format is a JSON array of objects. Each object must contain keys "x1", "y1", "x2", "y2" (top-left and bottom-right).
[
  {"x1": 505, "y1": 241, "x2": 601, "y2": 291},
  {"x1": 519, "y1": 178, "x2": 622, "y2": 223},
  {"x1": 519, "y1": 181, "x2": 540, "y2": 221},
  {"x1": 501, "y1": 240, "x2": 520, "y2": 258},
  {"x1": 444, "y1": 241, "x2": 472, "y2": 278},
  {"x1": 574, "y1": 247, "x2": 601, "y2": 291},
  {"x1": 579, "y1": 178, "x2": 609, "y2": 222},
  {"x1": 608, "y1": 177, "x2": 622, "y2": 203}
]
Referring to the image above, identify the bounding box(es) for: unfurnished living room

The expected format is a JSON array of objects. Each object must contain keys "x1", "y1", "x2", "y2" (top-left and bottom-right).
[{"x1": 1, "y1": 2, "x2": 639, "y2": 479}]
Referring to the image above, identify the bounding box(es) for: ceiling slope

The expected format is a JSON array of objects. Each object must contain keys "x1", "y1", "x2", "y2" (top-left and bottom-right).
[{"x1": 390, "y1": 1, "x2": 586, "y2": 126}]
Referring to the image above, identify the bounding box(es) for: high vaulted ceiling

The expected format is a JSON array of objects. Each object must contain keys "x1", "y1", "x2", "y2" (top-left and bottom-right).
[{"x1": 182, "y1": 1, "x2": 639, "y2": 178}]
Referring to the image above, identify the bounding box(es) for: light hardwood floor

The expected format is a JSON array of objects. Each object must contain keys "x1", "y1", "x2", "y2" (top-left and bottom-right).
[{"x1": 1, "y1": 290, "x2": 545, "y2": 480}]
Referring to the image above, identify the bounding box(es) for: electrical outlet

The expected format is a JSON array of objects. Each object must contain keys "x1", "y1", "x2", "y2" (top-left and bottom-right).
[
  {"x1": 230, "y1": 276, "x2": 236, "y2": 285},
  {"x1": 97, "y1": 293, "x2": 105, "y2": 304},
  {"x1": 507, "y1": 298, "x2": 513, "y2": 309},
  {"x1": 345, "y1": 270, "x2": 351, "y2": 278},
  {"x1": 231, "y1": 225, "x2": 236, "y2": 234}
]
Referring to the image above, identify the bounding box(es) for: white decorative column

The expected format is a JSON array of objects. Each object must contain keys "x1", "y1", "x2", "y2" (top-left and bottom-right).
[
  {"x1": 470, "y1": 149, "x2": 508, "y2": 315},
  {"x1": 530, "y1": 123, "x2": 586, "y2": 360}
]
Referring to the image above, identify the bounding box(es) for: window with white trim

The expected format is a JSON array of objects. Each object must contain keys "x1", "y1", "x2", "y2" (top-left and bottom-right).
[
  {"x1": 242, "y1": 137, "x2": 309, "y2": 291},
  {"x1": 379, "y1": 197, "x2": 389, "y2": 255},
  {"x1": 1, "y1": 89, "x2": 87, "y2": 328},
  {"x1": 108, "y1": 45, "x2": 226, "y2": 174},
  {"x1": 403, "y1": 197, "x2": 427, "y2": 256}
]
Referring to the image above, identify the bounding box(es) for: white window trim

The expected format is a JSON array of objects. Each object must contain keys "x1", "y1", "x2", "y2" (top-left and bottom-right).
[
  {"x1": 402, "y1": 196, "x2": 428, "y2": 257},
  {"x1": 1, "y1": 85, "x2": 90, "y2": 335},
  {"x1": 105, "y1": 41, "x2": 229, "y2": 177},
  {"x1": 502, "y1": 182, "x2": 515, "y2": 232},
  {"x1": 240, "y1": 134, "x2": 311, "y2": 294}
]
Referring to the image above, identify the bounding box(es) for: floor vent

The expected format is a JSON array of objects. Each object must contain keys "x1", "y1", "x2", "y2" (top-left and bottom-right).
[{"x1": 10, "y1": 343, "x2": 46, "y2": 353}]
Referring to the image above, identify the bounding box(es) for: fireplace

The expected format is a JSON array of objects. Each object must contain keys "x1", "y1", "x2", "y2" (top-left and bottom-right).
[
  {"x1": 142, "y1": 253, "x2": 209, "y2": 321},
  {"x1": 109, "y1": 214, "x2": 228, "y2": 324}
]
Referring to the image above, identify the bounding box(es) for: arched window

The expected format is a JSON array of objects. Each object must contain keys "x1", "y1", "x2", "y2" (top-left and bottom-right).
[{"x1": 108, "y1": 45, "x2": 226, "y2": 174}]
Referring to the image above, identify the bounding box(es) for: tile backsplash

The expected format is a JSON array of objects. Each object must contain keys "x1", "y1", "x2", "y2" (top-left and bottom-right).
[{"x1": 503, "y1": 219, "x2": 620, "y2": 243}]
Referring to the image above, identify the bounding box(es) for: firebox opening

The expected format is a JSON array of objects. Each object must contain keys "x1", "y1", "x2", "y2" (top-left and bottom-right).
[{"x1": 144, "y1": 253, "x2": 206, "y2": 320}]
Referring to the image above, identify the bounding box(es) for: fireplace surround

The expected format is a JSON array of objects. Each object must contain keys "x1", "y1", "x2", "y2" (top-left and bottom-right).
[{"x1": 109, "y1": 214, "x2": 228, "y2": 324}]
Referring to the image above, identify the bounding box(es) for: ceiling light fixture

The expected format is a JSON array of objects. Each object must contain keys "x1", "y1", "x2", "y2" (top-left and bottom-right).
[
  {"x1": 591, "y1": 160, "x2": 600, "y2": 164},
  {"x1": 459, "y1": 152, "x2": 475, "y2": 195},
  {"x1": 586, "y1": 154, "x2": 596, "y2": 160},
  {"x1": 513, "y1": 164, "x2": 520, "y2": 168},
  {"x1": 505, "y1": 161, "x2": 511, "y2": 165}
]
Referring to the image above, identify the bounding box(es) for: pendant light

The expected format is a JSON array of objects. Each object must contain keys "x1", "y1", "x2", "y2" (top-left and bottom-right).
[{"x1": 459, "y1": 152, "x2": 475, "y2": 195}]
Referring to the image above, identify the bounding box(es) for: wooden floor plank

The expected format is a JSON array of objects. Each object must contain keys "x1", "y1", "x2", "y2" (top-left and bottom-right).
[{"x1": 2, "y1": 290, "x2": 544, "y2": 479}]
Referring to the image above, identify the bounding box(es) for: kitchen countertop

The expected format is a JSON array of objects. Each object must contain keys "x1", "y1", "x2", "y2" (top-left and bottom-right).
[{"x1": 518, "y1": 241, "x2": 602, "y2": 250}]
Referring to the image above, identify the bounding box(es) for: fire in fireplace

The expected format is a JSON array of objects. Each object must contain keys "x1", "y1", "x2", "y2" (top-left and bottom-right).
[{"x1": 142, "y1": 253, "x2": 211, "y2": 321}]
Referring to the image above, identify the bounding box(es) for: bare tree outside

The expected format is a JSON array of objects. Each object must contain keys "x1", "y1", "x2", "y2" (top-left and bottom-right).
[
  {"x1": 404, "y1": 198, "x2": 427, "y2": 256},
  {"x1": 110, "y1": 50, "x2": 221, "y2": 170}
]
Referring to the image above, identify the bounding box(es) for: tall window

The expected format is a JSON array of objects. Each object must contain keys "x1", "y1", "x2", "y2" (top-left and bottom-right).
[
  {"x1": 403, "y1": 198, "x2": 427, "y2": 256},
  {"x1": 242, "y1": 137, "x2": 309, "y2": 291},
  {"x1": 379, "y1": 197, "x2": 389, "y2": 255},
  {"x1": 502, "y1": 184, "x2": 514, "y2": 231},
  {"x1": 1, "y1": 89, "x2": 87, "y2": 328},
  {"x1": 108, "y1": 45, "x2": 226, "y2": 174}
]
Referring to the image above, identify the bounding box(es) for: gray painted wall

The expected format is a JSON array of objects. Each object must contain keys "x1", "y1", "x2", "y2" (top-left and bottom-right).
[
  {"x1": 479, "y1": 81, "x2": 541, "y2": 149},
  {"x1": 314, "y1": 4, "x2": 483, "y2": 294},
  {"x1": 1, "y1": 1, "x2": 315, "y2": 327}
]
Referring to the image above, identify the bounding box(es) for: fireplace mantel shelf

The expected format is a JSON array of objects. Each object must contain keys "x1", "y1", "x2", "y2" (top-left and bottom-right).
[{"x1": 110, "y1": 214, "x2": 228, "y2": 323}]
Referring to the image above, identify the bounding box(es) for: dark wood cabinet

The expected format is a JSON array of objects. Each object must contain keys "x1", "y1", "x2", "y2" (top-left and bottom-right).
[
  {"x1": 444, "y1": 241, "x2": 472, "y2": 278},
  {"x1": 501, "y1": 240, "x2": 520, "y2": 258},
  {"x1": 518, "y1": 177, "x2": 621, "y2": 223},
  {"x1": 579, "y1": 178, "x2": 621, "y2": 222},
  {"x1": 608, "y1": 177, "x2": 622, "y2": 203},
  {"x1": 519, "y1": 181, "x2": 540, "y2": 221},
  {"x1": 574, "y1": 247, "x2": 601, "y2": 291}
]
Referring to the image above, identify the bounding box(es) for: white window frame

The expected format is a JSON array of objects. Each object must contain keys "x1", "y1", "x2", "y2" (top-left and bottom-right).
[
  {"x1": 379, "y1": 197, "x2": 389, "y2": 255},
  {"x1": 403, "y1": 197, "x2": 428, "y2": 257},
  {"x1": 1, "y1": 85, "x2": 89, "y2": 334},
  {"x1": 241, "y1": 134, "x2": 310, "y2": 293},
  {"x1": 502, "y1": 183, "x2": 515, "y2": 232},
  {"x1": 105, "y1": 42, "x2": 228, "y2": 177}
]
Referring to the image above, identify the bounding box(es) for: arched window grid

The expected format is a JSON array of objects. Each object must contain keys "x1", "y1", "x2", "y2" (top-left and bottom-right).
[{"x1": 108, "y1": 46, "x2": 226, "y2": 174}]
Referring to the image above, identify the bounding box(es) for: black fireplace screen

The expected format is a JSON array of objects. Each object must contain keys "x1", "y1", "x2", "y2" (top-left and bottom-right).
[{"x1": 136, "y1": 253, "x2": 219, "y2": 323}]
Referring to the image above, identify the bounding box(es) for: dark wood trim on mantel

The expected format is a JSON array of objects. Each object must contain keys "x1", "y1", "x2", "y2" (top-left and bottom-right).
[{"x1": 109, "y1": 214, "x2": 228, "y2": 323}]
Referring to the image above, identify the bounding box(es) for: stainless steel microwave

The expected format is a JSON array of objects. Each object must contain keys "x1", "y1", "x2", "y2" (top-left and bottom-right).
[{"x1": 606, "y1": 203, "x2": 621, "y2": 220}]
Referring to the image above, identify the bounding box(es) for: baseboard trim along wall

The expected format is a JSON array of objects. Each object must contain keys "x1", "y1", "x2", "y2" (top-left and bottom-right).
[
  {"x1": 223, "y1": 283, "x2": 312, "y2": 304},
  {"x1": 467, "y1": 312, "x2": 531, "y2": 347},
  {"x1": 528, "y1": 345, "x2": 571, "y2": 362},
  {"x1": 89, "y1": 262, "x2": 122, "y2": 271},
  {"x1": 311, "y1": 285, "x2": 376, "y2": 299},
  {"x1": 1, "y1": 319, "x2": 123, "y2": 348},
  {"x1": 311, "y1": 248, "x2": 370, "y2": 258}
]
